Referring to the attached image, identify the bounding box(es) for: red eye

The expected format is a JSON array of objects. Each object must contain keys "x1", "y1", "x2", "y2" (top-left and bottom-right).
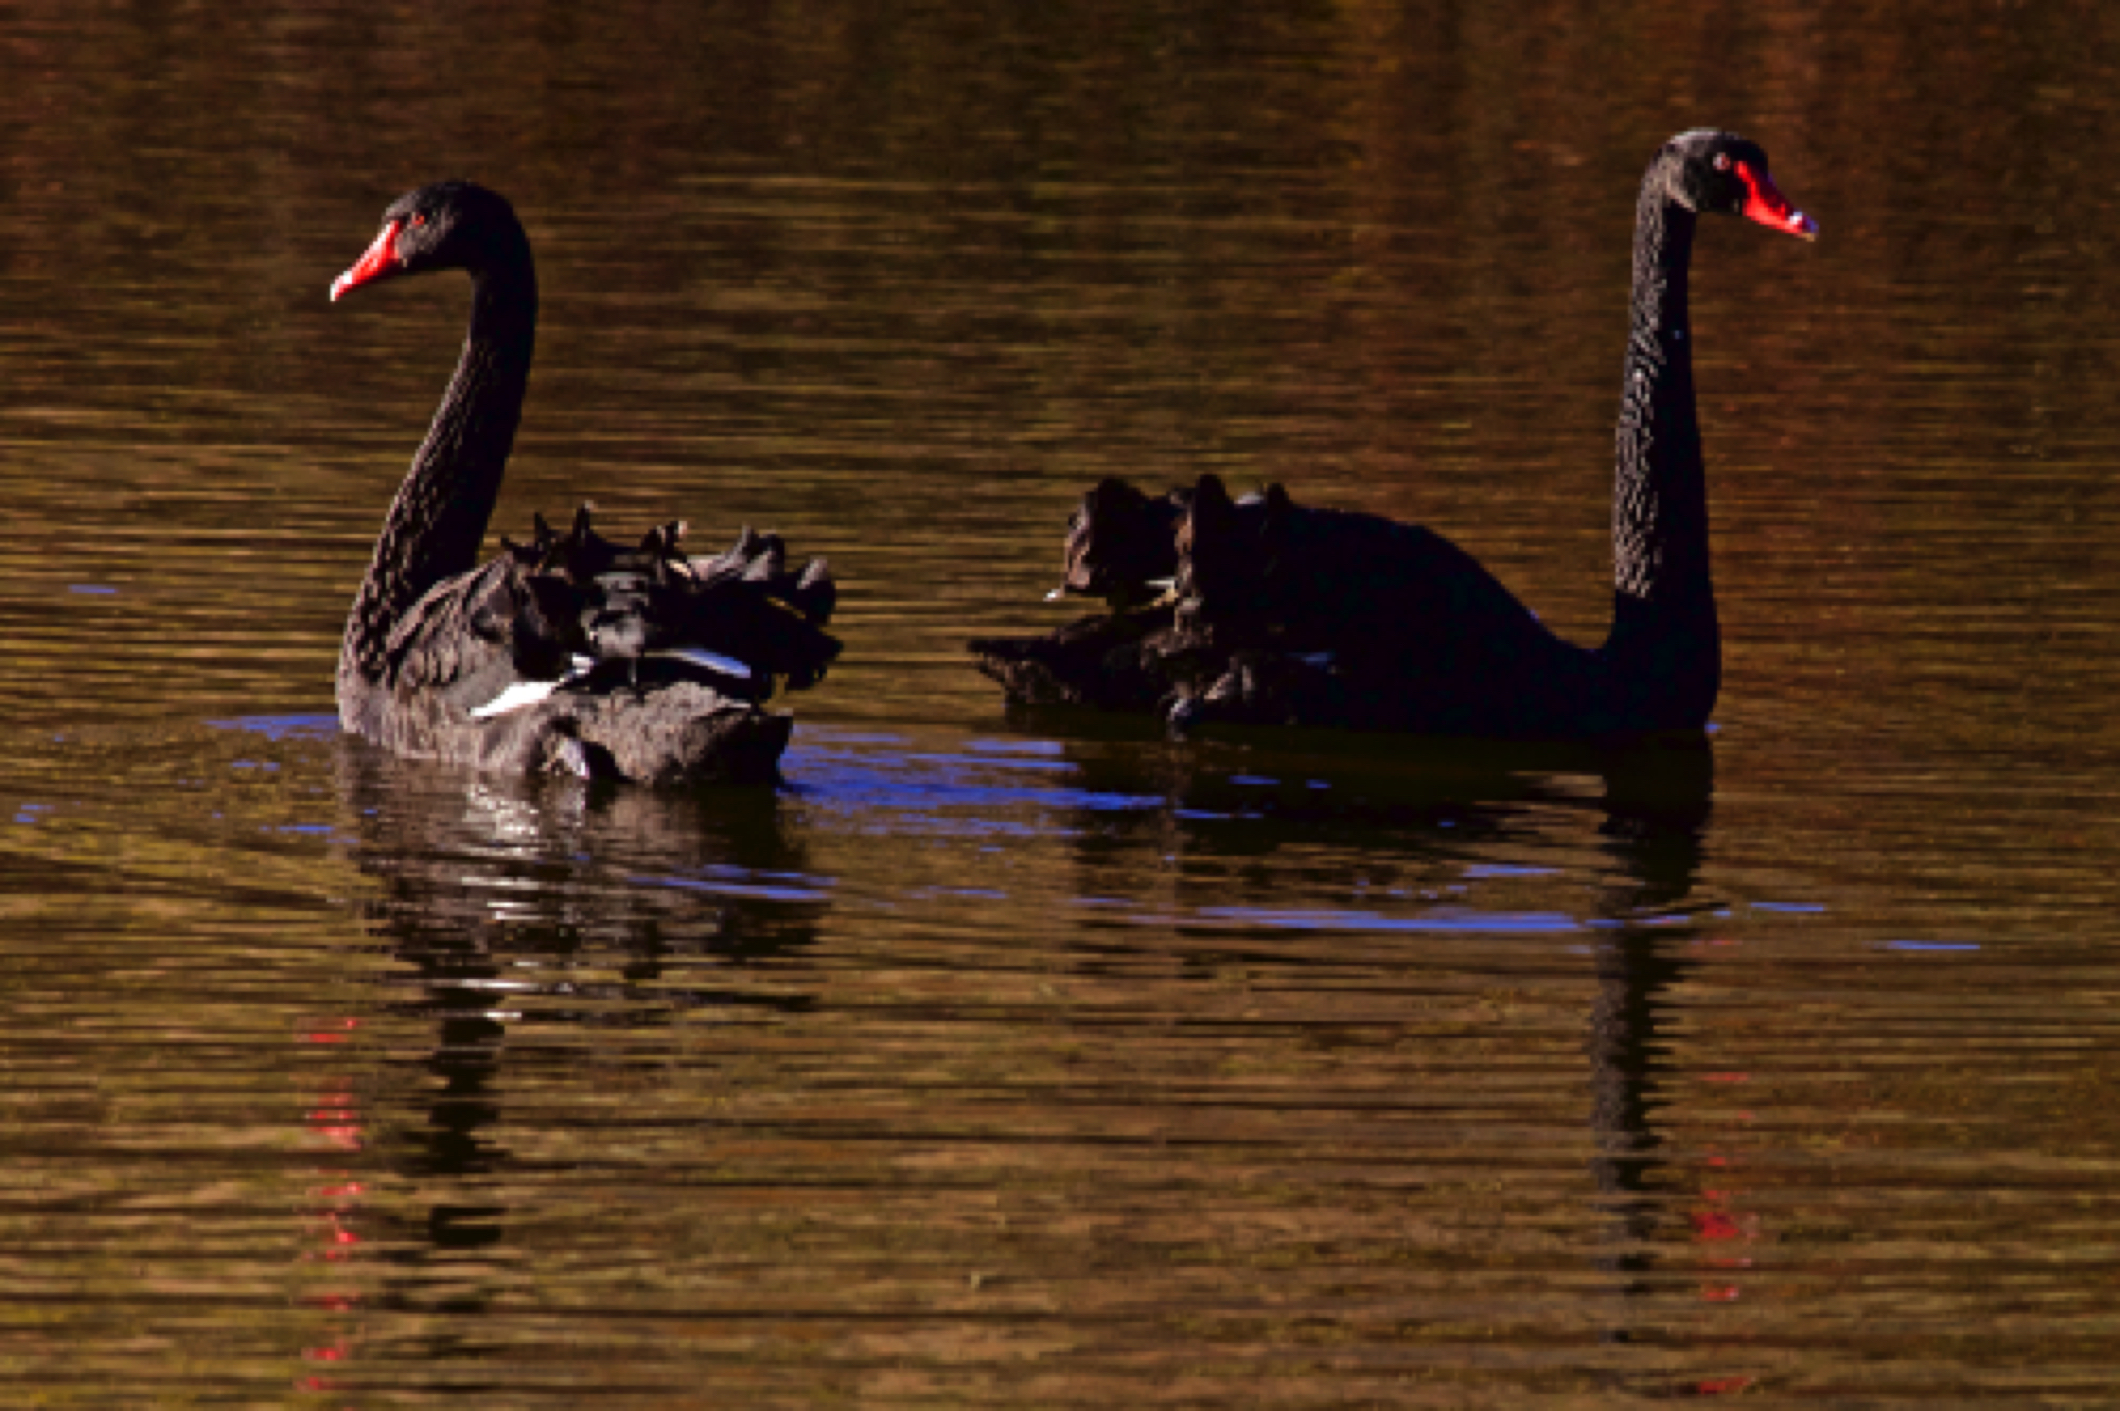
[{"x1": 410, "y1": 213, "x2": 427, "y2": 227}]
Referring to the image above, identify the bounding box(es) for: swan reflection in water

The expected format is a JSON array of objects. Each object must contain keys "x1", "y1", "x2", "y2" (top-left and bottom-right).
[
  {"x1": 297, "y1": 716, "x2": 1746, "y2": 1392},
  {"x1": 297, "y1": 738, "x2": 831, "y2": 1367},
  {"x1": 1022, "y1": 720, "x2": 1747, "y2": 1391}
]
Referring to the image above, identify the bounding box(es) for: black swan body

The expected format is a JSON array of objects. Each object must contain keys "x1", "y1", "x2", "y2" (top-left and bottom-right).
[
  {"x1": 332, "y1": 181, "x2": 839, "y2": 784},
  {"x1": 971, "y1": 130, "x2": 1815, "y2": 740}
]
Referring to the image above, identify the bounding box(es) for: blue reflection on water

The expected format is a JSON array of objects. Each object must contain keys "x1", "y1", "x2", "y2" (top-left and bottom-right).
[
  {"x1": 964, "y1": 738, "x2": 1065, "y2": 756},
  {"x1": 209, "y1": 714, "x2": 339, "y2": 743},
  {"x1": 904, "y1": 752, "x2": 1075, "y2": 773},
  {"x1": 632, "y1": 871, "x2": 834, "y2": 903},
  {"x1": 1197, "y1": 906, "x2": 1579, "y2": 933},
  {"x1": 784, "y1": 738, "x2": 1163, "y2": 831}
]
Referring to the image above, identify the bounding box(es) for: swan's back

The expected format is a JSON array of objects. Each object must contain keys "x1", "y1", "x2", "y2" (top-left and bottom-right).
[
  {"x1": 1178, "y1": 479, "x2": 1548, "y2": 661},
  {"x1": 345, "y1": 506, "x2": 840, "y2": 784}
]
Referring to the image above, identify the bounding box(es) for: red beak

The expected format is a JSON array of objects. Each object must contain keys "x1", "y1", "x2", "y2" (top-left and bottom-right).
[
  {"x1": 1732, "y1": 161, "x2": 1817, "y2": 241},
  {"x1": 330, "y1": 220, "x2": 404, "y2": 301}
]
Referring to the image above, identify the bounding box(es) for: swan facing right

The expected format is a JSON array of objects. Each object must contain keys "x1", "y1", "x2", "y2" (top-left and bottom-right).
[{"x1": 971, "y1": 129, "x2": 1816, "y2": 741}]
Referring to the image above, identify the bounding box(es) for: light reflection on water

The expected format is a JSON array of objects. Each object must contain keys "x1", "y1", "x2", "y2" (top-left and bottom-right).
[
  {"x1": 7, "y1": 710, "x2": 2120, "y2": 1397},
  {"x1": 3, "y1": 0, "x2": 2120, "y2": 1399}
]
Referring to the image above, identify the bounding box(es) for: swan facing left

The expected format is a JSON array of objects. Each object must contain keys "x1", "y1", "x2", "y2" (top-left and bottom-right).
[{"x1": 330, "y1": 180, "x2": 839, "y2": 785}]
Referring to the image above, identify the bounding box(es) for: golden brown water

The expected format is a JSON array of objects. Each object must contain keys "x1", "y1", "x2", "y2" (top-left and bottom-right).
[{"x1": 4, "y1": 0, "x2": 2120, "y2": 1401}]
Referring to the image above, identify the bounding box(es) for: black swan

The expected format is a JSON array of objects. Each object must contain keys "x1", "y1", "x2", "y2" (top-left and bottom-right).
[
  {"x1": 971, "y1": 130, "x2": 1815, "y2": 739},
  {"x1": 331, "y1": 180, "x2": 839, "y2": 784}
]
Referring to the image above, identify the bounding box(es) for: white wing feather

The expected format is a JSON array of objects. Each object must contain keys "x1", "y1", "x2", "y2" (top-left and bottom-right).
[{"x1": 470, "y1": 680, "x2": 561, "y2": 719}]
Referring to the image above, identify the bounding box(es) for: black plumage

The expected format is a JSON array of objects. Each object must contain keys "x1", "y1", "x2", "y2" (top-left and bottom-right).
[
  {"x1": 972, "y1": 130, "x2": 1815, "y2": 741},
  {"x1": 333, "y1": 181, "x2": 839, "y2": 784}
]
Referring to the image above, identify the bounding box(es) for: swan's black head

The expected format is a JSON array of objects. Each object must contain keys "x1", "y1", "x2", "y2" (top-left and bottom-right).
[
  {"x1": 1656, "y1": 130, "x2": 1817, "y2": 241},
  {"x1": 330, "y1": 180, "x2": 528, "y2": 301}
]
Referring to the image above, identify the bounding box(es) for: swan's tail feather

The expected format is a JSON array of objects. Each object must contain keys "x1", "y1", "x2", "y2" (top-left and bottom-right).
[
  {"x1": 638, "y1": 520, "x2": 688, "y2": 559},
  {"x1": 742, "y1": 535, "x2": 788, "y2": 583},
  {"x1": 794, "y1": 558, "x2": 837, "y2": 626}
]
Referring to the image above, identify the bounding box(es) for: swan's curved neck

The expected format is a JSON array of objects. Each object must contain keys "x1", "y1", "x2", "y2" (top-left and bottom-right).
[
  {"x1": 1603, "y1": 178, "x2": 1718, "y2": 726},
  {"x1": 339, "y1": 253, "x2": 538, "y2": 687}
]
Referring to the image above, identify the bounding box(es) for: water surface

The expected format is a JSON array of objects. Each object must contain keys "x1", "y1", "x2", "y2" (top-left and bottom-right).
[{"x1": 3, "y1": 0, "x2": 2119, "y2": 1401}]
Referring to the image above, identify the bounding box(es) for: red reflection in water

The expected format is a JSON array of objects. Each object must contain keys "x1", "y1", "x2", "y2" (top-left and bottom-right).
[
  {"x1": 1696, "y1": 1375, "x2": 1759, "y2": 1395},
  {"x1": 297, "y1": 1018, "x2": 366, "y2": 1393},
  {"x1": 1688, "y1": 1057, "x2": 1761, "y2": 1396}
]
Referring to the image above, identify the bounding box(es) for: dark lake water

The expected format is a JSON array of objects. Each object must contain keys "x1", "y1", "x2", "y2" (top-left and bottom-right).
[{"x1": 5, "y1": 0, "x2": 2120, "y2": 1401}]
